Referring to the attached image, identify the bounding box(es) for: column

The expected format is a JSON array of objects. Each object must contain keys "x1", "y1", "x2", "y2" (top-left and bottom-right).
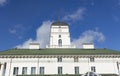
[
  {"x1": 0, "y1": 63, "x2": 1, "y2": 75},
  {"x1": 0, "y1": 63, "x2": 5, "y2": 76}
]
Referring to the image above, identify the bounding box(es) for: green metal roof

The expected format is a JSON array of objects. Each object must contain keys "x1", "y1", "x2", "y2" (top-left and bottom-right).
[{"x1": 0, "y1": 48, "x2": 120, "y2": 55}]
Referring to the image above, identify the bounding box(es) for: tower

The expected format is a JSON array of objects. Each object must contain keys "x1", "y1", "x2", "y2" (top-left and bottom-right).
[{"x1": 47, "y1": 21, "x2": 75, "y2": 48}]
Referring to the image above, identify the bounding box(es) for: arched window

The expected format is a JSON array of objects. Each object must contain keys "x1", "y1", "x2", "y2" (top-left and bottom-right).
[{"x1": 58, "y1": 39, "x2": 62, "y2": 47}]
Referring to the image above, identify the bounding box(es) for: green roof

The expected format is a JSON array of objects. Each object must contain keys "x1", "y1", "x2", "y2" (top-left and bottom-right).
[{"x1": 0, "y1": 48, "x2": 120, "y2": 55}]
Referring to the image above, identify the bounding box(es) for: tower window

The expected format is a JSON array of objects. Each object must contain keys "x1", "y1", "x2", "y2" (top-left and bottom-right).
[
  {"x1": 59, "y1": 35, "x2": 61, "y2": 38},
  {"x1": 58, "y1": 39, "x2": 62, "y2": 47}
]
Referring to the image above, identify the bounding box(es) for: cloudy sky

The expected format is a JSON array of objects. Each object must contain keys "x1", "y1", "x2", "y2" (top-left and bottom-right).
[{"x1": 0, "y1": 0, "x2": 120, "y2": 51}]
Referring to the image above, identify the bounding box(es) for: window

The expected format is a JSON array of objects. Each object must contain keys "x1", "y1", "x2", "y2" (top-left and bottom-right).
[
  {"x1": 31, "y1": 67, "x2": 36, "y2": 74},
  {"x1": 40, "y1": 67, "x2": 44, "y2": 74},
  {"x1": 13, "y1": 67, "x2": 19, "y2": 75},
  {"x1": 22, "y1": 67, "x2": 27, "y2": 75},
  {"x1": 58, "y1": 39, "x2": 62, "y2": 47},
  {"x1": 58, "y1": 57, "x2": 62, "y2": 62},
  {"x1": 0, "y1": 64, "x2": 1, "y2": 70},
  {"x1": 90, "y1": 57, "x2": 95, "y2": 62},
  {"x1": 91, "y1": 66, "x2": 96, "y2": 72},
  {"x1": 58, "y1": 67, "x2": 62, "y2": 74},
  {"x1": 74, "y1": 57, "x2": 79, "y2": 62},
  {"x1": 59, "y1": 35, "x2": 61, "y2": 38},
  {"x1": 75, "y1": 67, "x2": 79, "y2": 74}
]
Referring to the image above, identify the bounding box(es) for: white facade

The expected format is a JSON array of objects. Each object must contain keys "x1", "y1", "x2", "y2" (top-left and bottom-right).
[{"x1": 0, "y1": 55, "x2": 120, "y2": 76}]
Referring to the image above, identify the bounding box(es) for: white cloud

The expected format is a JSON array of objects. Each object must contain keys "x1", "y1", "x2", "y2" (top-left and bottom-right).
[
  {"x1": 16, "y1": 20, "x2": 52, "y2": 49},
  {"x1": 71, "y1": 30, "x2": 105, "y2": 48},
  {"x1": 16, "y1": 38, "x2": 34, "y2": 49},
  {"x1": 62, "y1": 8, "x2": 86, "y2": 22},
  {"x1": 9, "y1": 24, "x2": 25, "y2": 39},
  {"x1": 0, "y1": 0, "x2": 7, "y2": 6},
  {"x1": 16, "y1": 21, "x2": 105, "y2": 49}
]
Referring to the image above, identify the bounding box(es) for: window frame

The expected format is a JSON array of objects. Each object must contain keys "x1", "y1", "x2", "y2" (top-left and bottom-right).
[
  {"x1": 13, "y1": 67, "x2": 19, "y2": 75},
  {"x1": 22, "y1": 67, "x2": 27, "y2": 75},
  {"x1": 75, "y1": 66, "x2": 79, "y2": 74},
  {"x1": 40, "y1": 67, "x2": 44, "y2": 75},
  {"x1": 31, "y1": 67, "x2": 36, "y2": 74},
  {"x1": 58, "y1": 67, "x2": 62, "y2": 74},
  {"x1": 91, "y1": 66, "x2": 96, "y2": 72},
  {"x1": 0, "y1": 64, "x2": 1, "y2": 70},
  {"x1": 58, "y1": 39, "x2": 62, "y2": 47}
]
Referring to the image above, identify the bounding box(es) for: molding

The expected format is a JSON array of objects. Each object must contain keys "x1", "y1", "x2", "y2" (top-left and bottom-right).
[{"x1": 0, "y1": 54, "x2": 120, "y2": 58}]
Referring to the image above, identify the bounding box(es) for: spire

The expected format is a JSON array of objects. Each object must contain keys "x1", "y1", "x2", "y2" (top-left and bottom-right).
[
  {"x1": 57, "y1": 9, "x2": 62, "y2": 28},
  {"x1": 57, "y1": 9, "x2": 61, "y2": 22}
]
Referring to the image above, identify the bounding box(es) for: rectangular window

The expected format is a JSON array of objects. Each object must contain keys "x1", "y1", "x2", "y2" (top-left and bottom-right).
[
  {"x1": 31, "y1": 67, "x2": 36, "y2": 74},
  {"x1": 13, "y1": 67, "x2": 19, "y2": 75},
  {"x1": 3, "y1": 63, "x2": 7, "y2": 76},
  {"x1": 58, "y1": 67, "x2": 62, "y2": 74},
  {"x1": 58, "y1": 57, "x2": 62, "y2": 62},
  {"x1": 75, "y1": 67, "x2": 79, "y2": 74},
  {"x1": 22, "y1": 67, "x2": 27, "y2": 75},
  {"x1": 0, "y1": 64, "x2": 1, "y2": 70},
  {"x1": 90, "y1": 57, "x2": 95, "y2": 62},
  {"x1": 91, "y1": 66, "x2": 96, "y2": 72},
  {"x1": 40, "y1": 67, "x2": 44, "y2": 74},
  {"x1": 74, "y1": 57, "x2": 79, "y2": 62}
]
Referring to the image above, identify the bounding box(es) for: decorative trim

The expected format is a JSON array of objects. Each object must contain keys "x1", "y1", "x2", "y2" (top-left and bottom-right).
[{"x1": 0, "y1": 54, "x2": 120, "y2": 58}]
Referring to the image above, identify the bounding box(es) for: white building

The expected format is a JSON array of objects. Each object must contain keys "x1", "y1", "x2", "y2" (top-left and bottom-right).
[{"x1": 0, "y1": 21, "x2": 120, "y2": 76}]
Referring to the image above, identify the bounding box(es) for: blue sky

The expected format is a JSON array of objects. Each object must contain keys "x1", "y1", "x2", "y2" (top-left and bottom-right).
[{"x1": 0, "y1": 0, "x2": 120, "y2": 51}]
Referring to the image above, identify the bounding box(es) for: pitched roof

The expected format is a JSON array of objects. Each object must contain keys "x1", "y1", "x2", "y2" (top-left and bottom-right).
[{"x1": 0, "y1": 48, "x2": 120, "y2": 55}]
